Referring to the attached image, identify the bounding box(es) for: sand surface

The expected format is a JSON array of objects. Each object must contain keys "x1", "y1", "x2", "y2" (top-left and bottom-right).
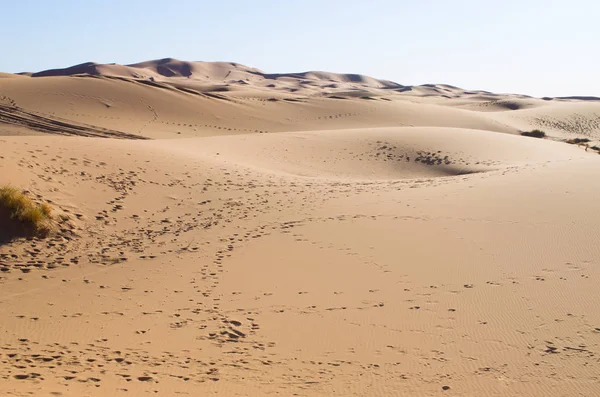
[{"x1": 1, "y1": 59, "x2": 599, "y2": 396}]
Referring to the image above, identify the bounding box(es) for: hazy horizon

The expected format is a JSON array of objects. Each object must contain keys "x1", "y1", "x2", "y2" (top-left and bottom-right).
[{"x1": 2, "y1": 0, "x2": 599, "y2": 98}]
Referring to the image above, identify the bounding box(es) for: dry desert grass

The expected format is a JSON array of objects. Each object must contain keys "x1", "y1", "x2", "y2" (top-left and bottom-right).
[{"x1": 0, "y1": 185, "x2": 53, "y2": 235}]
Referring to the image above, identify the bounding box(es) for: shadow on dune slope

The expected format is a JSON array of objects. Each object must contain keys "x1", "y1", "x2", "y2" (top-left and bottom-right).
[{"x1": 0, "y1": 104, "x2": 149, "y2": 139}]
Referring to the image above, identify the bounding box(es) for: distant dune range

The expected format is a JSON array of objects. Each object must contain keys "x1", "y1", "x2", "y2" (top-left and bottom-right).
[
  {"x1": 1, "y1": 57, "x2": 598, "y2": 141},
  {"x1": 1, "y1": 59, "x2": 599, "y2": 397}
]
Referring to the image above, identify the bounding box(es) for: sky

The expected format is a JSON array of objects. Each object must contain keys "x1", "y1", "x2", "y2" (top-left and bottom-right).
[{"x1": 1, "y1": 0, "x2": 598, "y2": 97}]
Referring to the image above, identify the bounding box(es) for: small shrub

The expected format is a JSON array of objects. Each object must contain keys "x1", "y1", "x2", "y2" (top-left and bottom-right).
[
  {"x1": 0, "y1": 185, "x2": 54, "y2": 234},
  {"x1": 566, "y1": 138, "x2": 590, "y2": 144},
  {"x1": 520, "y1": 129, "x2": 546, "y2": 138}
]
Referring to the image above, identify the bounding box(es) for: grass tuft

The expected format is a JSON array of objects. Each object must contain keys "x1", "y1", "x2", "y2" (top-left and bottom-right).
[
  {"x1": 520, "y1": 129, "x2": 546, "y2": 138},
  {"x1": 0, "y1": 185, "x2": 54, "y2": 234}
]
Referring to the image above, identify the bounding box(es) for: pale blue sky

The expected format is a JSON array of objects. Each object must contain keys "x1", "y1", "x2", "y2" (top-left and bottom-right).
[{"x1": 1, "y1": 0, "x2": 598, "y2": 97}]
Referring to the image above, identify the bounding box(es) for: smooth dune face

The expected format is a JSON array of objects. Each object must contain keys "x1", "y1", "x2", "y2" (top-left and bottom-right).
[{"x1": 1, "y1": 61, "x2": 599, "y2": 397}]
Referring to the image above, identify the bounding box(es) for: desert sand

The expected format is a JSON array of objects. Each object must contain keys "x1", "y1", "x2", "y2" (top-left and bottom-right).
[{"x1": 1, "y1": 58, "x2": 599, "y2": 396}]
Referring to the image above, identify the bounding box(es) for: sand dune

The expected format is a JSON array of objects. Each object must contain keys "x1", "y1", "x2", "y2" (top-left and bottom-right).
[
  {"x1": 5, "y1": 60, "x2": 600, "y2": 145},
  {"x1": 28, "y1": 58, "x2": 400, "y2": 88},
  {"x1": 1, "y1": 73, "x2": 526, "y2": 139},
  {"x1": 491, "y1": 101, "x2": 600, "y2": 140},
  {"x1": 164, "y1": 127, "x2": 585, "y2": 180},
  {"x1": 1, "y1": 60, "x2": 599, "y2": 396}
]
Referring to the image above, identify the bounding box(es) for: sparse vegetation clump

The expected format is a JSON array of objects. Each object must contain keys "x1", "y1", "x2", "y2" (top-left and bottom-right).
[
  {"x1": 520, "y1": 129, "x2": 546, "y2": 138},
  {"x1": 0, "y1": 185, "x2": 53, "y2": 235},
  {"x1": 566, "y1": 137, "x2": 590, "y2": 144}
]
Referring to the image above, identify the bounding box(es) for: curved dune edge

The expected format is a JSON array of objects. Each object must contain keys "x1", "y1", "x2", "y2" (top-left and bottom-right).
[{"x1": 152, "y1": 127, "x2": 588, "y2": 180}]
